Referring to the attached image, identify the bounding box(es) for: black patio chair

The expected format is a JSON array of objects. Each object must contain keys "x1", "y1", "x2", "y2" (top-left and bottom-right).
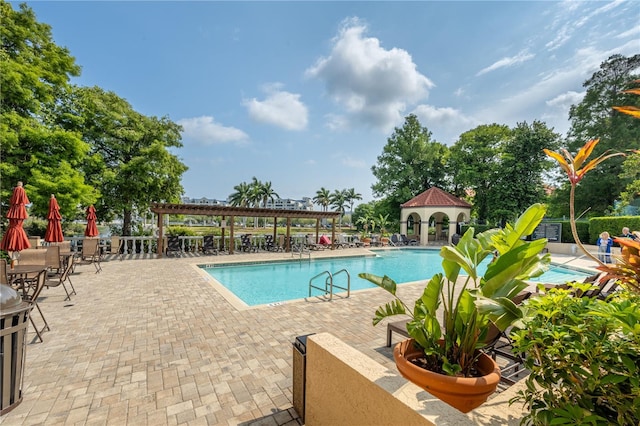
[{"x1": 166, "y1": 236, "x2": 182, "y2": 257}]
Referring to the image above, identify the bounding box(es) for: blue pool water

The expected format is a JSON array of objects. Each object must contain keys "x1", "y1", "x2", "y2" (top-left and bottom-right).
[{"x1": 202, "y1": 249, "x2": 591, "y2": 306}]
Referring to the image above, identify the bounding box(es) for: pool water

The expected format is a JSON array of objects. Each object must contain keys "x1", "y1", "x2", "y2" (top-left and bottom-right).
[{"x1": 202, "y1": 249, "x2": 590, "y2": 306}]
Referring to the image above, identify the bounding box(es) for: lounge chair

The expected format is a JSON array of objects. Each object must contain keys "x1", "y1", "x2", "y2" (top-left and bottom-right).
[
  {"x1": 202, "y1": 235, "x2": 218, "y2": 255},
  {"x1": 400, "y1": 234, "x2": 418, "y2": 246},
  {"x1": 166, "y1": 236, "x2": 182, "y2": 257},
  {"x1": 352, "y1": 236, "x2": 368, "y2": 247},
  {"x1": 306, "y1": 235, "x2": 325, "y2": 251},
  {"x1": 390, "y1": 234, "x2": 401, "y2": 246},
  {"x1": 335, "y1": 234, "x2": 353, "y2": 248}
]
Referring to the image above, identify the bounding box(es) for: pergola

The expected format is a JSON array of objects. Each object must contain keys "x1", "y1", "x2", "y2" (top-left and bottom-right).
[{"x1": 150, "y1": 203, "x2": 342, "y2": 256}]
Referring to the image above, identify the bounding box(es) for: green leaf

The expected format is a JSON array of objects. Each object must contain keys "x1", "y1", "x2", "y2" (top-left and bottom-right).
[
  {"x1": 358, "y1": 273, "x2": 397, "y2": 295},
  {"x1": 373, "y1": 300, "x2": 406, "y2": 325}
]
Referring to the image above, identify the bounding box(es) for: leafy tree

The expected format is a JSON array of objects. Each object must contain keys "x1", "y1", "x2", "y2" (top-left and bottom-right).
[
  {"x1": 488, "y1": 121, "x2": 561, "y2": 224},
  {"x1": 0, "y1": 1, "x2": 94, "y2": 219},
  {"x1": 371, "y1": 114, "x2": 449, "y2": 219},
  {"x1": 257, "y1": 180, "x2": 279, "y2": 209},
  {"x1": 560, "y1": 54, "x2": 640, "y2": 216},
  {"x1": 313, "y1": 187, "x2": 331, "y2": 211},
  {"x1": 56, "y1": 86, "x2": 187, "y2": 235},
  {"x1": 448, "y1": 124, "x2": 511, "y2": 221}
]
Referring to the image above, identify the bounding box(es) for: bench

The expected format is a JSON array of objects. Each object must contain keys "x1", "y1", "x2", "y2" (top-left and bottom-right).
[{"x1": 386, "y1": 320, "x2": 410, "y2": 347}]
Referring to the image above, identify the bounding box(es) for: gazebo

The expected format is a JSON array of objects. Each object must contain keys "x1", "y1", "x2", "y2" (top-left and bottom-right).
[{"x1": 400, "y1": 187, "x2": 472, "y2": 246}]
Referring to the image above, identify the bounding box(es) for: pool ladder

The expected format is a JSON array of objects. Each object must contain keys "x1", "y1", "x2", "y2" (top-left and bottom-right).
[{"x1": 308, "y1": 269, "x2": 350, "y2": 301}]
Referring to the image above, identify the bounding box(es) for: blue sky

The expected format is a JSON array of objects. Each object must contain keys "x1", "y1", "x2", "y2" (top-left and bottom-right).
[{"x1": 22, "y1": 1, "x2": 640, "y2": 204}]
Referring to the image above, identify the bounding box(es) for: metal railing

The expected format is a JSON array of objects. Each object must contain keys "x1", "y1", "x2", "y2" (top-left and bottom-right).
[{"x1": 308, "y1": 269, "x2": 351, "y2": 301}]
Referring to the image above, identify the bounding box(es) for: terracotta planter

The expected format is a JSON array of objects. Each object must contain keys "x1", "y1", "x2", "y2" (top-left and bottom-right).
[{"x1": 393, "y1": 339, "x2": 501, "y2": 413}]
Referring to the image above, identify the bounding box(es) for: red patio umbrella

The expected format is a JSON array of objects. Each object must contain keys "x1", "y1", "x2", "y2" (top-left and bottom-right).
[
  {"x1": 44, "y1": 194, "x2": 64, "y2": 243},
  {"x1": 84, "y1": 205, "x2": 99, "y2": 237},
  {"x1": 0, "y1": 182, "x2": 32, "y2": 264}
]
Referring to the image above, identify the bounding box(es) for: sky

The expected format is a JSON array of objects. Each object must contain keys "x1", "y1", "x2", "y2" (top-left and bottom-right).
[{"x1": 20, "y1": 1, "x2": 640, "y2": 204}]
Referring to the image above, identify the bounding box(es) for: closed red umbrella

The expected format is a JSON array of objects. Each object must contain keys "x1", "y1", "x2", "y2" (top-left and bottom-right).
[
  {"x1": 44, "y1": 194, "x2": 64, "y2": 243},
  {"x1": 84, "y1": 205, "x2": 99, "y2": 237},
  {"x1": 0, "y1": 182, "x2": 32, "y2": 264}
]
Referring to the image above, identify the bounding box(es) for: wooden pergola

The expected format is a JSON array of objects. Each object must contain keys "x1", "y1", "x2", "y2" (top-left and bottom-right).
[{"x1": 150, "y1": 203, "x2": 342, "y2": 256}]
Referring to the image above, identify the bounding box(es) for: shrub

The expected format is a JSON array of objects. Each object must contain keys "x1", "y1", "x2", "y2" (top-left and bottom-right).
[{"x1": 510, "y1": 287, "x2": 640, "y2": 425}]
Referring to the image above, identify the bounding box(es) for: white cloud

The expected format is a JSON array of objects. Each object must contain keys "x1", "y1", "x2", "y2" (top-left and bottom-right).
[
  {"x1": 412, "y1": 104, "x2": 479, "y2": 144},
  {"x1": 306, "y1": 18, "x2": 434, "y2": 132},
  {"x1": 616, "y1": 26, "x2": 640, "y2": 39},
  {"x1": 546, "y1": 90, "x2": 585, "y2": 109},
  {"x1": 340, "y1": 156, "x2": 367, "y2": 168},
  {"x1": 324, "y1": 113, "x2": 349, "y2": 131},
  {"x1": 476, "y1": 50, "x2": 535, "y2": 76},
  {"x1": 178, "y1": 116, "x2": 248, "y2": 144},
  {"x1": 243, "y1": 83, "x2": 308, "y2": 131}
]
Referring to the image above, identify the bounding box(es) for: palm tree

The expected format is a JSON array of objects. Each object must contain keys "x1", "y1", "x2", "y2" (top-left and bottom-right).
[
  {"x1": 344, "y1": 188, "x2": 362, "y2": 227},
  {"x1": 229, "y1": 181, "x2": 251, "y2": 227},
  {"x1": 258, "y1": 180, "x2": 279, "y2": 227},
  {"x1": 229, "y1": 182, "x2": 251, "y2": 207},
  {"x1": 248, "y1": 177, "x2": 263, "y2": 228},
  {"x1": 356, "y1": 214, "x2": 371, "y2": 236},
  {"x1": 313, "y1": 187, "x2": 331, "y2": 211},
  {"x1": 330, "y1": 189, "x2": 348, "y2": 229}
]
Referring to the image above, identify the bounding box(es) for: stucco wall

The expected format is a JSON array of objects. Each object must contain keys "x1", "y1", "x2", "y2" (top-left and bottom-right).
[{"x1": 304, "y1": 333, "x2": 527, "y2": 426}]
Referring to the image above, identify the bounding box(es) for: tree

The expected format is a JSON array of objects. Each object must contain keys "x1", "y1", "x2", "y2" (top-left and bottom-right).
[
  {"x1": 57, "y1": 86, "x2": 187, "y2": 235},
  {"x1": 371, "y1": 114, "x2": 449, "y2": 219},
  {"x1": 329, "y1": 189, "x2": 348, "y2": 228},
  {"x1": 488, "y1": 121, "x2": 561, "y2": 224},
  {"x1": 0, "y1": 1, "x2": 94, "y2": 219},
  {"x1": 229, "y1": 181, "x2": 251, "y2": 207},
  {"x1": 313, "y1": 187, "x2": 331, "y2": 211},
  {"x1": 448, "y1": 124, "x2": 511, "y2": 222},
  {"x1": 344, "y1": 188, "x2": 362, "y2": 227},
  {"x1": 561, "y1": 54, "x2": 640, "y2": 216}
]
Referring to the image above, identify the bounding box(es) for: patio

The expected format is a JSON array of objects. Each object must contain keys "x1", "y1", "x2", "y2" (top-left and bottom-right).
[{"x1": 1, "y1": 249, "x2": 597, "y2": 425}]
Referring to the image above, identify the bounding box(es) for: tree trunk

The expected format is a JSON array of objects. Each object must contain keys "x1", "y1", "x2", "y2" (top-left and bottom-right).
[{"x1": 123, "y1": 209, "x2": 133, "y2": 236}]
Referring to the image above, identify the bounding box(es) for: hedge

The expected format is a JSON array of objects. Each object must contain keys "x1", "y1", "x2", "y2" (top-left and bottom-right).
[{"x1": 589, "y1": 216, "x2": 640, "y2": 245}]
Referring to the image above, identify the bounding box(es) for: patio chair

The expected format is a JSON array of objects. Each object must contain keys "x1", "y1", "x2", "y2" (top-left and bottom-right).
[
  {"x1": 81, "y1": 238, "x2": 103, "y2": 272},
  {"x1": 22, "y1": 268, "x2": 48, "y2": 343},
  {"x1": 352, "y1": 236, "x2": 367, "y2": 247},
  {"x1": 17, "y1": 248, "x2": 47, "y2": 267},
  {"x1": 45, "y1": 245, "x2": 62, "y2": 274},
  {"x1": 390, "y1": 234, "x2": 401, "y2": 246},
  {"x1": 264, "y1": 235, "x2": 283, "y2": 252},
  {"x1": 166, "y1": 235, "x2": 182, "y2": 257},
  {"x1": 241, "y1": 234, "x2": 257, "y2": 252},
  {"x1": 0, "y1": 258, "x2": 8, "y2": 285},
  {"x1": 202, "y1": 235, "x2": 218, "y2": 255},
  {"x1": 45, "y1": 254, "x2": 75, "y2": 301}
]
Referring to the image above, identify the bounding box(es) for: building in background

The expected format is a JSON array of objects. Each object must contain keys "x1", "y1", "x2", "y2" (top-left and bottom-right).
[{"x1": 181, "y1": 196, "x2": 314, "y2": 211}]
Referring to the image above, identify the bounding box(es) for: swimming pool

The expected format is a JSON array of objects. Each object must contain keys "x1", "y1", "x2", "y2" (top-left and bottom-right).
[{"x1": 202, "y1": 249, "x2": 591, "y2": 307}]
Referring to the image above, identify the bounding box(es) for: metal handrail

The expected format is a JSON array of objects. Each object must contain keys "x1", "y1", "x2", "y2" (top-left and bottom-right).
[
  {"x1": 331, "y1": 269, "x2": 351, "y2": 298},
  {"x1": 309, "y1": 271, "x2": 333, "y2": 299}
]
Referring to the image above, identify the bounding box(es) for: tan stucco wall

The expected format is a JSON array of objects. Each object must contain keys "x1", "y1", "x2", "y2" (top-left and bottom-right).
[{"x1": 305, "y1": 333, "x2": 527, "y2": 426}]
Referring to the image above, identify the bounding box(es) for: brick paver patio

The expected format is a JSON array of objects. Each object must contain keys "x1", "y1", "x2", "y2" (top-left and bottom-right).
[{"x1": 1, "y1": 249, "x2": 597, "y2": 425}]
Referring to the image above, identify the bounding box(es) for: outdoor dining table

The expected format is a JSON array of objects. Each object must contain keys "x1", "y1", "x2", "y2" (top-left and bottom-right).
[
  {"x1": 6, "y1": 264, "x2": 50, "y2": 342},
  {"x1": 7, "y1": 264, "x2": 48, "y2": 295}
]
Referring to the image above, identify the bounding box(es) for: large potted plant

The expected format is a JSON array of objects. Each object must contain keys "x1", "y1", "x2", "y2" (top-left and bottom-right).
[{"x1": 359, "y1": 203, "x2": 550, "y2": 412}]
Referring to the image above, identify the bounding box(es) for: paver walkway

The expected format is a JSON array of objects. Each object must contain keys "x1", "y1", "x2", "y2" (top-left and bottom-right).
[{"x1": 1, "y1": 249, "x2": 597, "y2": 425}]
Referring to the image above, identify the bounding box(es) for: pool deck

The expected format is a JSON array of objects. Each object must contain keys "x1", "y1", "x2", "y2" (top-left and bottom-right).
[{"x1": 1, "y1": 248, "x2": 599, "y2": 425}]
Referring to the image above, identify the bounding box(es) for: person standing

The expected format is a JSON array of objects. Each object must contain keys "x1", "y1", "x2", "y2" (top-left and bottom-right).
[
  {"x1": 597, "y1": 231, "x2": 613, "y2": 263},
  {"x1": 621, "y1": 227, "x2": 639, "y2": 240}
]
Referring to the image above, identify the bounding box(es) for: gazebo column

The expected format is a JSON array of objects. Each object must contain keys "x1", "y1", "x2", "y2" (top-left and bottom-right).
[{"x1": 421, "y1": 220, "x2": 429, "y2": 246}]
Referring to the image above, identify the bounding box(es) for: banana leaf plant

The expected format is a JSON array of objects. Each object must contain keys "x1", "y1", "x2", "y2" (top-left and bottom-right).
[{"x1": 359, "y1": 203, "x2": 550, "y2": 377}]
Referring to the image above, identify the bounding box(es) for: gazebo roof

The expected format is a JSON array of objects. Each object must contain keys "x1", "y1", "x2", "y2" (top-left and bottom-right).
[{"x1": 400, "y1": 187, "x2": 472, "y2": 208}]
